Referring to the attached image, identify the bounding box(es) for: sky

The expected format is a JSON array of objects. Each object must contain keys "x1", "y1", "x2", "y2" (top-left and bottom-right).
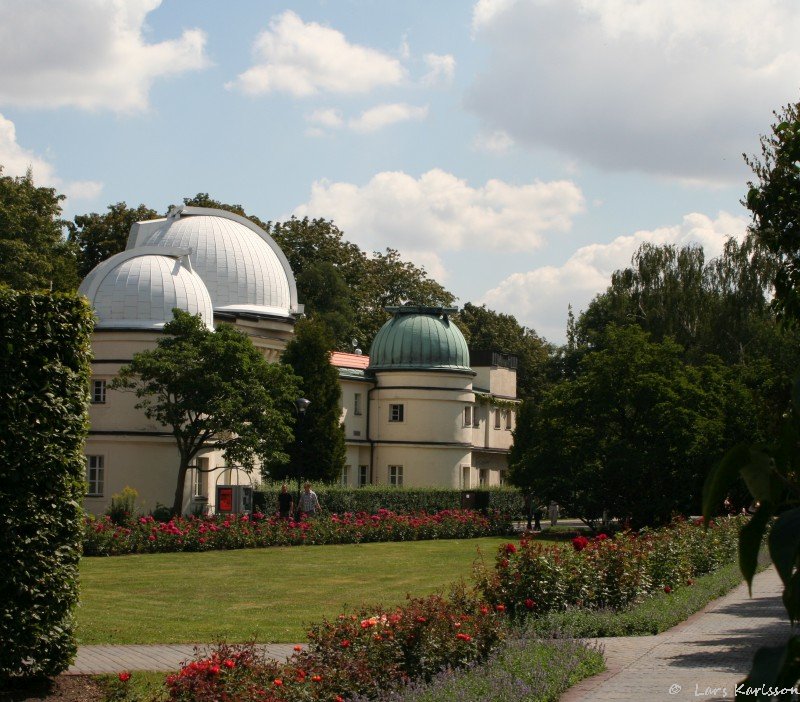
[{"x1": 1, "y1": 0, "x2": 799, "y2": 344}]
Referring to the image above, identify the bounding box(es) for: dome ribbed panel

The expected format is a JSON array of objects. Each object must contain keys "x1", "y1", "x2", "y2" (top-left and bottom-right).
[
  {"x1": 92, "y1": 255, "x2": 213, "y2": 329},
  {"x1": 369, "y1": 312, "x2": 470, "y2": 372},
  {"x1": 146, "y1": 215, "x2": 292, "y2": 315}
]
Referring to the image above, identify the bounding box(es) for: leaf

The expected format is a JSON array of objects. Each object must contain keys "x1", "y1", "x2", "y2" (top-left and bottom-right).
[
  {"x1": 782, "y1": 571, "x2": 800, "y2": 625},
  {"x1": 738, "y1": 644, "x2": 786, "y2": 700},
  {"x1": 739, "y1": 503, "x2": 772, "y2": 593},
  {"x1": 768, "y1": 507, "x2": 800, "y2": 588},
  {"x1": 703, "y1": 443, "x2": 750, "y2": 522},
  {"x1": 739, "y1": 449, "x2": 775, "y2": 503}
]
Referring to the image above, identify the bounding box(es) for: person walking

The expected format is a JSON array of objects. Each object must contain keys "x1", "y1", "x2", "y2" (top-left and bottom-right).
[
  {"x1": 298, "y1": 482, "x2": 321, "y2": 518},
  {"x1": 277, "y1": 483, "x2": 293, "y2": 519},
  {"x1": 548, "y1": 501, "x2": 559, "y2": 528}
]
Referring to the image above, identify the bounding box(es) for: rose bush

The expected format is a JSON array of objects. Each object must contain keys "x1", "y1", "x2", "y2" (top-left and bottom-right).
[
  {"x1": 82, "y1": 509, "x2": 513, "y2": 557},
  {"x1": 477, "y1": 516, "x2": 746, "y2": 618},
  {"x1": 166, "y1": 589, "x2": 506, "y2": 702}
]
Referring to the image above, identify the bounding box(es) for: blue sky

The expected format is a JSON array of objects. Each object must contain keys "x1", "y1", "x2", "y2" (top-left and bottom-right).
[{"x1": 2, "y1": 0, "x2": 798, "y2": 342}]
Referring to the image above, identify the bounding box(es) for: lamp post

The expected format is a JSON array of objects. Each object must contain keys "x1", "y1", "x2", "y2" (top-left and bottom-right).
[{"x1": 294, "y1": 397, "x2": 311, "y2": 515}]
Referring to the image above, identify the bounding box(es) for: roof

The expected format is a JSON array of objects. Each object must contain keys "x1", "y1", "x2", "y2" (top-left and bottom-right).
[
  {"x1": 368, "y1": 306, "x2": 472, "y2": 373},
  {"x1": 330, "y1": 351, "x2": 371, "y2": 370}
]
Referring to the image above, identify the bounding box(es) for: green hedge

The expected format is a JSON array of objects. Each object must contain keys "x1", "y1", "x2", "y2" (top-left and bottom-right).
[
  {"x1": 254, "y1": 484, "x2": 526, "y2": 517},
  {"x1": 0, "y1": 291, "x2": 93, "y2": 682}
]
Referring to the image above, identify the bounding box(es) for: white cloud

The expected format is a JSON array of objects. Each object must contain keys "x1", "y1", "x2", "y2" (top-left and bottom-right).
[
  {"x1": 422, "y1": 53, "x2": 456, "y2": 86},
  {"x1": 472, "y1": 130, "x2": 514, "y2": 154},
  {"x1": 306, "y1": 108, "x2": 345, "y2": 129},
  {"x1": 0, "y1": 113, "x2": 102, "y2": 200},
  {"x1": 0, "y1": 0, "x2": 208, "y2": 111},
  {"x1": 228, "y1": 11, "x2": 405, "y2": 97},
  {"x1": 480, "y1": 211, "x2": 748, "y2": 342},
  {"x1": 292, "y1": 169, "x2": 585, "y2": 258},
  {"x1": 349, "y1": 103, "x2": 428, "y2": 133},
  {"x1": 468, "y1": 0, "x2": 800, "y2": 184}
]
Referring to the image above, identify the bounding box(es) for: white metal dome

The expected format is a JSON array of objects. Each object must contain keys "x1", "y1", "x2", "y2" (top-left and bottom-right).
[
  {"x1": 78, "y1": 247, "x2": 214, "y2": 330},
  {"x1": 141, "y1": 207, "x2": 298, "y2": 320}
]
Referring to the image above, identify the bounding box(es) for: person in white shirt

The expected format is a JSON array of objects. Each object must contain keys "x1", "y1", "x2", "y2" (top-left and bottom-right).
[{"x1": 298, "y1": 482, "x2": 321, "y2": 517}]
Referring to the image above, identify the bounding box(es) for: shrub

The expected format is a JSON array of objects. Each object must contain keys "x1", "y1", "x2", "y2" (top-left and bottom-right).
[
  {"x1": 476, "y1": 516, "x2": 745, "y2": 618},
  {"x1": 106, "y1": 486, "x2": 139, "y2": 526},
  {"x1": 0, "y1": 291, "x2": 93, "y2": 683},
  {"x1": 82, "y1": 509, "x2": 514, "y2": 557}
]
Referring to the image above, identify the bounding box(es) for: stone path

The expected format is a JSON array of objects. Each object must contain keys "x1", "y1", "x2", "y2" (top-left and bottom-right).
[
  {"x1": 67, "y1": 643, "x2": 300, "y2": 674},
  {"x1": 561, "y1": 567, "x2": 794, "y2": 702}
]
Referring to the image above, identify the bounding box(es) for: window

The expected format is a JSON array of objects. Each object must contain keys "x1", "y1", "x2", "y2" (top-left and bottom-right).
[
  {"x1": 91, "y1": 379, "x2": 106, "y2": 404},
  {"x1": 499, "y1": 470, "x2": 507, "y2": 486},
  {"x1": 479, "y1": 468, "x2": 488, "y2": 487},
  {"x1": 359, "y1": 465, "x2": 369, "y2": 487},
  {"x1": 354, "y1": 393, "x2": 362, "y2": 415},
  {"x1": 388, "y1": 465, "x2": 403, "y2": 486},
  {"x1": 193, "y1": 457, "x2": 208, "y2": 497},
  {"x1": 86, "y1": 455, "x2": 104, "y2": 496},
  {"x1": 389, "y1": 404, "x2": 404, "y2": 422},
  {"x1": 505, "y1": 410, "x2": 513, "y2": 431},
  {"x1": 341, "y1": 465, "x2": 350, "y2": 486},
  {"x1": 473, "y1": 407, "x2": 480, "y2": 426},
  {"x1": 461, "y1": 465, "x2": 471, "y2": 489},
  {"x1": 464, "y1": 406, "x2": 473, "y2": 426},
  {"x1": 494, "y1": 409, "x2": 501, "y2": 429}
]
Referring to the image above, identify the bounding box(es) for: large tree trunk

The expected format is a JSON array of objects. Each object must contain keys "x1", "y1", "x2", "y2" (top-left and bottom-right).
[{"x1": 172, "y1": 459, "x2": 190, "y2": 516}]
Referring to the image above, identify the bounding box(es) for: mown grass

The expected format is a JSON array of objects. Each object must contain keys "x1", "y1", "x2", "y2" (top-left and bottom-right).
[{"x1": 78, "y1": 537, "x2": 511, "y2": 644}]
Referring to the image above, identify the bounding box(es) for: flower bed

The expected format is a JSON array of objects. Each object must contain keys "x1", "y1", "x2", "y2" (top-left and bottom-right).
[
  {"x1": 82, "y1": 509, "x2": 513, "y2": 557},
  {"x1": 476, "y1": 516, "x2": 744, "y2": 618},
  {"x1": 164, "y1": 590, "x2": 506, "y2": 702}
]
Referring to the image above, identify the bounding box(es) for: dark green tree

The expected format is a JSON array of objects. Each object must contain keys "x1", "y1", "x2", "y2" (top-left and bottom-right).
[
  {"x1": 704, "y1": 98, "x2": 800, "y2": 694},
  {"x1": 0, "y1": 167, "x2": 77, "y2": 292},
  {"x1": 511, "y1": 325, "x2": 752, "y2": 528},
  {"x1": 455, "y1": 302, "x2": 553, "y2": 401},
  {"x1": 113, "y1": 310, "x2": 300, "y2": 514},
  {"x1": 68, "y1": 202, "x2": 159, "y2": 278},
  {"x1": 296, "y1": 261, "x2": 356, "y2": 343},
  {"x1": 279, "y1": 318, "x2": 347, "y2": 485}
]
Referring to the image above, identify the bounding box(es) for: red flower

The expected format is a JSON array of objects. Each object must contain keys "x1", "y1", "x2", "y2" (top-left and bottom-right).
[
  {"x1": 595, "y1": 533, "x2": 609, "y2": 541},
  {"x1": 118, "y1": 672, "x2": 131, "y2": 682},
  {"x1": 273, "y1": 678, "x2": 283, "y2": 686},
  {"x1": 455, "y1": 632, "x2": 472, "y2": 641},
  {"x1": 663, "y1": 585, "x2": 672, "y2": 594},
  {"x1": 495, "y1": 603, "x2": 506, "y2": 612},
  {"x1": 340, "y1": 639, "x2": 351, "y2": 648},
  {"x1": 572, "y1": 536, "x2": 589, "y2": 551},
  {"x1": 223, "y1": 659, "x2": 235, "y2": 669},
  {"x1": 503, "y1": 543, "x2": 517, "y2": 555},
  {"x1": 209, "y1": 665, "x2": 220, "y2": 675},
  {"x1": 311, "y1": 674, "x2": 322, "y2": 682},
  {"x1": 293, "y1": 644, "x2": 303, "y2": 651},
  {"x1": 687, "y1": 579, "x2": 694, "y2": 586},
  {"x1": 524, "y1": 598, "x2": 535, "y2": 610}
]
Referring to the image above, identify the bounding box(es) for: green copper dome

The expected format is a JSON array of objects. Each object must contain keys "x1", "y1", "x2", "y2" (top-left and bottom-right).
[{"x1": 369, "y1": 306, "x2": 471, "y2": 373}]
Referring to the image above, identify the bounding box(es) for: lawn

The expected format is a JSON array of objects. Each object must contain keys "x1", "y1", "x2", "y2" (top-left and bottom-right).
[{"x1": 77, "y1": 536, "x2": 511, "y2": 645}]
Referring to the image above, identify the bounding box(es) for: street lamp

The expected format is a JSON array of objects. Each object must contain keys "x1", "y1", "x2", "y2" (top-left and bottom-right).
[{"x1": 294, "y1": 397, "x2": 311, "y2": 516}]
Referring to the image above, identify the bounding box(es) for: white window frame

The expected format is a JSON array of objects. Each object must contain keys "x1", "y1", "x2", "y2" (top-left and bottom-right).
[
  {"x1": 86, "y1": 455, "x2": 105, "y2": 496},
  {"x1": 389, "y1": 404, "x2": 404, "y2": 422},
  {"x1": 341, "y1": 465, "x2": 351, "y2": 486},
  {"x1": 494, "y1": 408, "x2": 501, "y2": 430},
  {"x1": 359, "y1": 464, "x2": 369, "y2": 487},
  {"x1": 91, "y1": 379, "x2": 106, "y2": 404},
  {"x1": 388, "y1": 465, "x2": 404, "y2": 486},
  {"x1": 464, "y1": 406, "x2": 473, "y2": 427},
  {"x1": 194, "y1": 457, "x2": 208, "y2": 497},
  {"x1": 505, "y1": 410, "x2": 513, "y2": 431},
  {"x1": 354, "y1": 393, "x2": 362, "y2": 416}
]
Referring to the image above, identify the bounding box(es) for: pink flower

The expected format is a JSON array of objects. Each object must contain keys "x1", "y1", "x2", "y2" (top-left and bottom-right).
[{"x1": 524, "y1": 598, "x2": 535, "y2": 610}]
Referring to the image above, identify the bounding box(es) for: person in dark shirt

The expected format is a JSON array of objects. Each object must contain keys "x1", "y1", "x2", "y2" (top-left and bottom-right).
[{"x1": 278, "y1": 484, "x2": 293, "y2": 519}]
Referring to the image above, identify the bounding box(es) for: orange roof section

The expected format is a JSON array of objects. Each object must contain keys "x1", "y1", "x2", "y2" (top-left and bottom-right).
[{"x1": 330, "y1": 351, "x2": 371, "y2": 369}]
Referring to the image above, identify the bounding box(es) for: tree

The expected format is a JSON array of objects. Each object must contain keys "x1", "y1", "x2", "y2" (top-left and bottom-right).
[
  {"x1": 113, "y1": 310, "x2": 300, "y2": 514},
  {"x1": 455, "y1": 302, "x2": 553, "y2": 401},
  {"x1": 68, "y1": 202, "x2": 159, "y2": 278},
  {"x1": 0, "y1": 167, "x2": 77, "y2": 292},
  {"x1": 704, "y1": 99, "x2": 800, "y2": 694},
  {"x1": 279, "y1": 318, "x2": 346, "y2": 484},
  {"x1": 511, "y1": 325, "x2": 751, "y2": 528}
]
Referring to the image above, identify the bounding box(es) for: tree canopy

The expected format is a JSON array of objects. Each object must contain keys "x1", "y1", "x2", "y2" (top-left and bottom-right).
[
  {"x1": 113, "y1": 310, "x2": 300, "y2": 514},
  {"x1": 0, "y1": 167, "x2": 77, "y2": 292},
  {"x1": 510, "y1": 325, "x2": 753, "y2": 528},
  {"x1": 279, "y1": 318, "x2": 347, "y2": 485}
]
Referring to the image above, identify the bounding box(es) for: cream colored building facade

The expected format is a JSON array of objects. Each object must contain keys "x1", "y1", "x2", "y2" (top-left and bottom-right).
[{"x1": 79, "y1": 208, "x2": 518, "y2": 516}]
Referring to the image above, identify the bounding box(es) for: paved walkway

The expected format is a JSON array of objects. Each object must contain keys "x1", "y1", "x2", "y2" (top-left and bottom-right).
[
  {"x1": 67, "y1": 643, "x2": 300, "y2": 674},
  {"x1": 562, "y1": 567, "x2": 793, "y2": 702}
]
